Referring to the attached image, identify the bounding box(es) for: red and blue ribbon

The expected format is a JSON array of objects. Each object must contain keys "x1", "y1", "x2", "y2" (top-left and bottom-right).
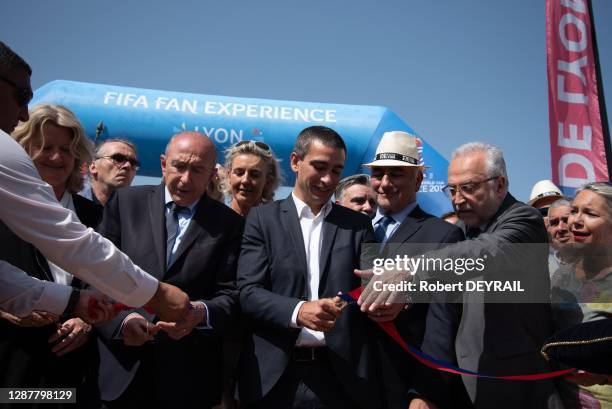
[{"x1": 341, "y1": 287, "x2": 575, "y2": 381}]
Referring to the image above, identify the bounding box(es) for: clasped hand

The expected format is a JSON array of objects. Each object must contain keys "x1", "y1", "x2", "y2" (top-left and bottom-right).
[{"x1": 354, "y1": 268, "x2": 409, "y2": 321}]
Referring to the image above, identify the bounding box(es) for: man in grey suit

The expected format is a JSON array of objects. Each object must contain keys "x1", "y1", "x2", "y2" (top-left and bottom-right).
[{"x1": 360, "y1": 142, "x2": 562, "y2": 409}]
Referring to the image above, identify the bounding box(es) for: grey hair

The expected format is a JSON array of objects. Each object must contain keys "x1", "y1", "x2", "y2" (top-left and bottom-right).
[
  {"x1": 0, "y1": 42, "x2": 32, "y2": 74},
  {"x1": 335, "y1": 174, "x2": 371, "y2": 201},
  {"x1": 95, "y1": 138, "x2": 137, "y2": 158},
  {"x1": 576, "y1": 182, "x2": 612, "y2": 211},
  {"x1": 550, "y1": 198, "x2": 571, "y2": 209},
  {"x1": 452, "y1": 142, "x2": 508, "y2": 187}
]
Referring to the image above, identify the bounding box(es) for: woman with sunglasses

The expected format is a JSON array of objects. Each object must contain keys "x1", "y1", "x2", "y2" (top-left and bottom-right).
[
  {"x1": 551, "y1": 182, "x2": 612, "y2": 409},
  {"x1": 0, "y1": 104, "x2": 102, "y2": 407},
  {"x1": 223, "y1": 140, "x2": 282, "y2": 217}
]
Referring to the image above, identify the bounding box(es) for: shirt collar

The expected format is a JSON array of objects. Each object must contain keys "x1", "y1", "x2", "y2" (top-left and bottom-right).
[
  {"x1": 164, "y1": 186, "x2": 199, "y2": 214},
  {"x1": 372, "y1": 201, "x2": 418, "y2": 226},
  {"x1": 58, "y1": 191, "x2": 75, "y2": 212},
  {"x1": 291, "y1": 192, "x2": 332, "y2": 219}
]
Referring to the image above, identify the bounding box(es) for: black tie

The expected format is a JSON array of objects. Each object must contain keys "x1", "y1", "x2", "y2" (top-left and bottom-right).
[
  {"x1": 166, "y1": 203, "x2": 187, "y2": 266},
  {"x1": 374, "y1": 216, "x2": 394, "y2": 243}
]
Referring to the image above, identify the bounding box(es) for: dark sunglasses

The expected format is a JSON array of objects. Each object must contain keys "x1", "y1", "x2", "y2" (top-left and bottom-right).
[
  {"x1": 538, "y1": 207, "x2": 549, "y2": 217},
  {"x1": 97, "y1": 153, "x2": 140, "y2": 170},
  {"x1": 0, "y1": 74, "x2": 33, "y2": 107},
  {"x1": 236, "y1": 140, "x2": 271, "y2": 152}
]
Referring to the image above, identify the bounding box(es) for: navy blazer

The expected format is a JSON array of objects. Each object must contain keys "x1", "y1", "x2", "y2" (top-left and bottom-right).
[
  {"x1": 236, "y1": 198, "x2": 384, "y2": 409},
  {"x1": 96, "y1": 184, "x2": 243, "y2": 408}
]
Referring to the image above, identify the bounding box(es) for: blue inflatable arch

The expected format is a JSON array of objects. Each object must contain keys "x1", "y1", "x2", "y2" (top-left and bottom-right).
[{"x1": 32, "y1": 80, "x2": 452, "y2": 215}]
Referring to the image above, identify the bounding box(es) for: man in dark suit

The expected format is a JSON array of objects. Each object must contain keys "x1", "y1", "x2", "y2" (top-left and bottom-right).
[
  {"x1": 96, "y1": 132, "x2": 244, "y2": 409},
  {"x1": 360, "y1": 142, "x2": 563, "y2": 409},
  {"x1": 358, "y1": 131, "x2": 465, "y2": 409},
  {"x1": 236, "y1": 126, "x2": 383, "y2": 409}
]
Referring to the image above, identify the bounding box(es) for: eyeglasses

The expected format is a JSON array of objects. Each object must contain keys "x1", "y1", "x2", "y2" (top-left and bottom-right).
[
  {"x1": 538, "y1": 207, "x2": 549, "y2": 217},
  {"x1": 236, "y1": 140, "x2": 271, "y2": 152},
  {"x1": 443, "y1": 176, "x2": 499, "y2": 198},
  {"x1": 97, "y1": 153, "x2": 140, "y2": 170},
  {"x1": 0, "y1": 74, "x2": 33, "y2": 107}
]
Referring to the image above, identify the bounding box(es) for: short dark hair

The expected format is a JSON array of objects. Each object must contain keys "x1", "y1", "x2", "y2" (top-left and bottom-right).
[
  {"x1": 0, "y1": 42, "x2": 32, "y2": 75},
  {"x1": 292, "y1": 126, "x2": 346, "y2": 159},
  {"x1": 335, "y1": 174, "x2": 370, "y2": 201}
]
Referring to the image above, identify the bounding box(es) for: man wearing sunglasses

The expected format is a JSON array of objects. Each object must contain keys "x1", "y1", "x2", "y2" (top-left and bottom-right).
[
  {"x1": 85, "y1": 139, "x2": 139, "y2": 205},
  {"x1": 0, "y1": 41, "x2": 190, "y2": 325},
  {"x1": 359, "y1": 142, "x2": 561, "y2": 409}
]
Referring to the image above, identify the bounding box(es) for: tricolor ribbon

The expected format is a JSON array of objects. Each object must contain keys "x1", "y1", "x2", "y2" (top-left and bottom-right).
[{"x1": 341, "y1": 287, "x2": 575, "y2": 380}]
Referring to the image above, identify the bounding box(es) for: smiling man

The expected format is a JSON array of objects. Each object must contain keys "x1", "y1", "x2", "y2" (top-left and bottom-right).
[
  {"x1": 362, "y1": 131, "x2": 464, "y2": 409},
  {"x1": 237, "y1": 126, "x2": 383, "y2": 409}
]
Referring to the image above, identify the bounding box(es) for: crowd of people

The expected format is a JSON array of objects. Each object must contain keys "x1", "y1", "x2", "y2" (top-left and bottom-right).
[{"x1": 1, "y1": 41, "x2": 611, "y2": 409}]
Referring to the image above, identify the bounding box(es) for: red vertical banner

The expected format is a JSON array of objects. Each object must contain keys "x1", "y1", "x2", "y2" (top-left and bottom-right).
[{"x1": 546, "y1": 0, "x2": 609, "y2": 194}]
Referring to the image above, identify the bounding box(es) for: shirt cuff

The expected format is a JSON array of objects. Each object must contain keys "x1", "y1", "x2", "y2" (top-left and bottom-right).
[
  {"x1": 290, "y1": 301, "x2": 306, "y2": 328},
  {"x1": 127, "y1": 272, "x2": 159, "y2": 308},
  {"x1": 36, "y1": 282, "x2": 73, "y2": 316},
  {"x1": 195, "y1": 301, "x2": 212, "y2": 329},
  {"x1": 115, "y1": 312, "x2": 144, "y2": 339}
]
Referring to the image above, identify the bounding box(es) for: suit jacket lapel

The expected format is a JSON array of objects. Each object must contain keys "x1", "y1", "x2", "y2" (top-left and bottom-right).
[
  {"x1": 280, "y1": 198, "x2": 308, "y2": 280},
  {"x1": 167, "y1": 194, "x2": 209, "y2": 271},
  {"x1": 383, "y1": 205, "x2": 425, "y2": 256},
  {"x1": 318, "y1": 206, "x2": 339, "y2": 288},
  {"x1": 148, "y1": 184, "x2": 167, "y2": 277}
]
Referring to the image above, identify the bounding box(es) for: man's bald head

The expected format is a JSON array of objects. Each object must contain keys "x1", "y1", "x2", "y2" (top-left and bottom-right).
[{"x1": 161, "y1": 131, "x2": 217, "y2": 206}]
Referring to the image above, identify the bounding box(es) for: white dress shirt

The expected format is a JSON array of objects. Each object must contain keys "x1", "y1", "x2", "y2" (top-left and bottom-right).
[
  {"x1": 289, "y1": 193, "x2": 332, "y2": 347},
  {"x1": 0, "y1": 130, "x2": 158, "y2": 317},
  {"x1": 163, "y1": 188, "x2": 211, "y2": 328},
  {"x1": 47, "y1": 191, "x2": 78, "y2": 286}
]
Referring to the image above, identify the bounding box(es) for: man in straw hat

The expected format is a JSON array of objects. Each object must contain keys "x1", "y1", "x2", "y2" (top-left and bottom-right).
[
  {"x1": 357, "y1": 142, "x2": 563, "y2": 409},
  {"x1": 360, "y1": 131, "x2": 465, "y2": 409}
]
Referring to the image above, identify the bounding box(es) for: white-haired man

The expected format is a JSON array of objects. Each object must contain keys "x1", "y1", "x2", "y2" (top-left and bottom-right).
[{"x1": 358, "y1": 142, "x2": 562, "y2": 409}]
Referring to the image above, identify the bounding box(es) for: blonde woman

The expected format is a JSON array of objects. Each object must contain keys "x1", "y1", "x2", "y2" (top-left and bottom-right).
[
  {"x1": 0, "y1": 104, "x2": 101, "y2": 406},
  {"x1": 223, "y1": 140, "x2": 281, "y2": 217}
]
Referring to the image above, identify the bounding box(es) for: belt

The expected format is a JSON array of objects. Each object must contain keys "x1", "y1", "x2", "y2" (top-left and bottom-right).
[{"x1": 292, "y1": 347, "x2": 328, "y2": 362}]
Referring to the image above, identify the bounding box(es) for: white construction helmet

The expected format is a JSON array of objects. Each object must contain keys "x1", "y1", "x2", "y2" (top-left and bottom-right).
[{"x1": 528, "y1": 180, "x2": 563, "y2": 207}]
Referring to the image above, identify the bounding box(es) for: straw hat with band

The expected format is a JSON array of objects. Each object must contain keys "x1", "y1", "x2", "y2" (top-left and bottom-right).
[{"x1": 363, "y1": 131, "x2": 425, "y2": 168}]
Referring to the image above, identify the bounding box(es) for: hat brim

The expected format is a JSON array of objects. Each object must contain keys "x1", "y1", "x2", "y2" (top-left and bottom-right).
[
  {"x1": 528, "y1": 193, "x2": 564, "y2": 206},
  {"x1": 363, "y1": 159, "x2": 427, "y2": 168}
]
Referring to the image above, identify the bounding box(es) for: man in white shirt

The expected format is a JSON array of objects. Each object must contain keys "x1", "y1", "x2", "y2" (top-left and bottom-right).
[
  {"x1": 0, "y1": 41, "x2": 189, "y2": 322},
  {"x1": 237, "y1": 126, "x2": 384, "y2": 409}
]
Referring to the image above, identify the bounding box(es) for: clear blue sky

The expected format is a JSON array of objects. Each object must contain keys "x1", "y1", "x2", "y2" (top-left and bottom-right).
[{"x1": 2, "y1": 0, "x2": 611, "y2": 201}]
